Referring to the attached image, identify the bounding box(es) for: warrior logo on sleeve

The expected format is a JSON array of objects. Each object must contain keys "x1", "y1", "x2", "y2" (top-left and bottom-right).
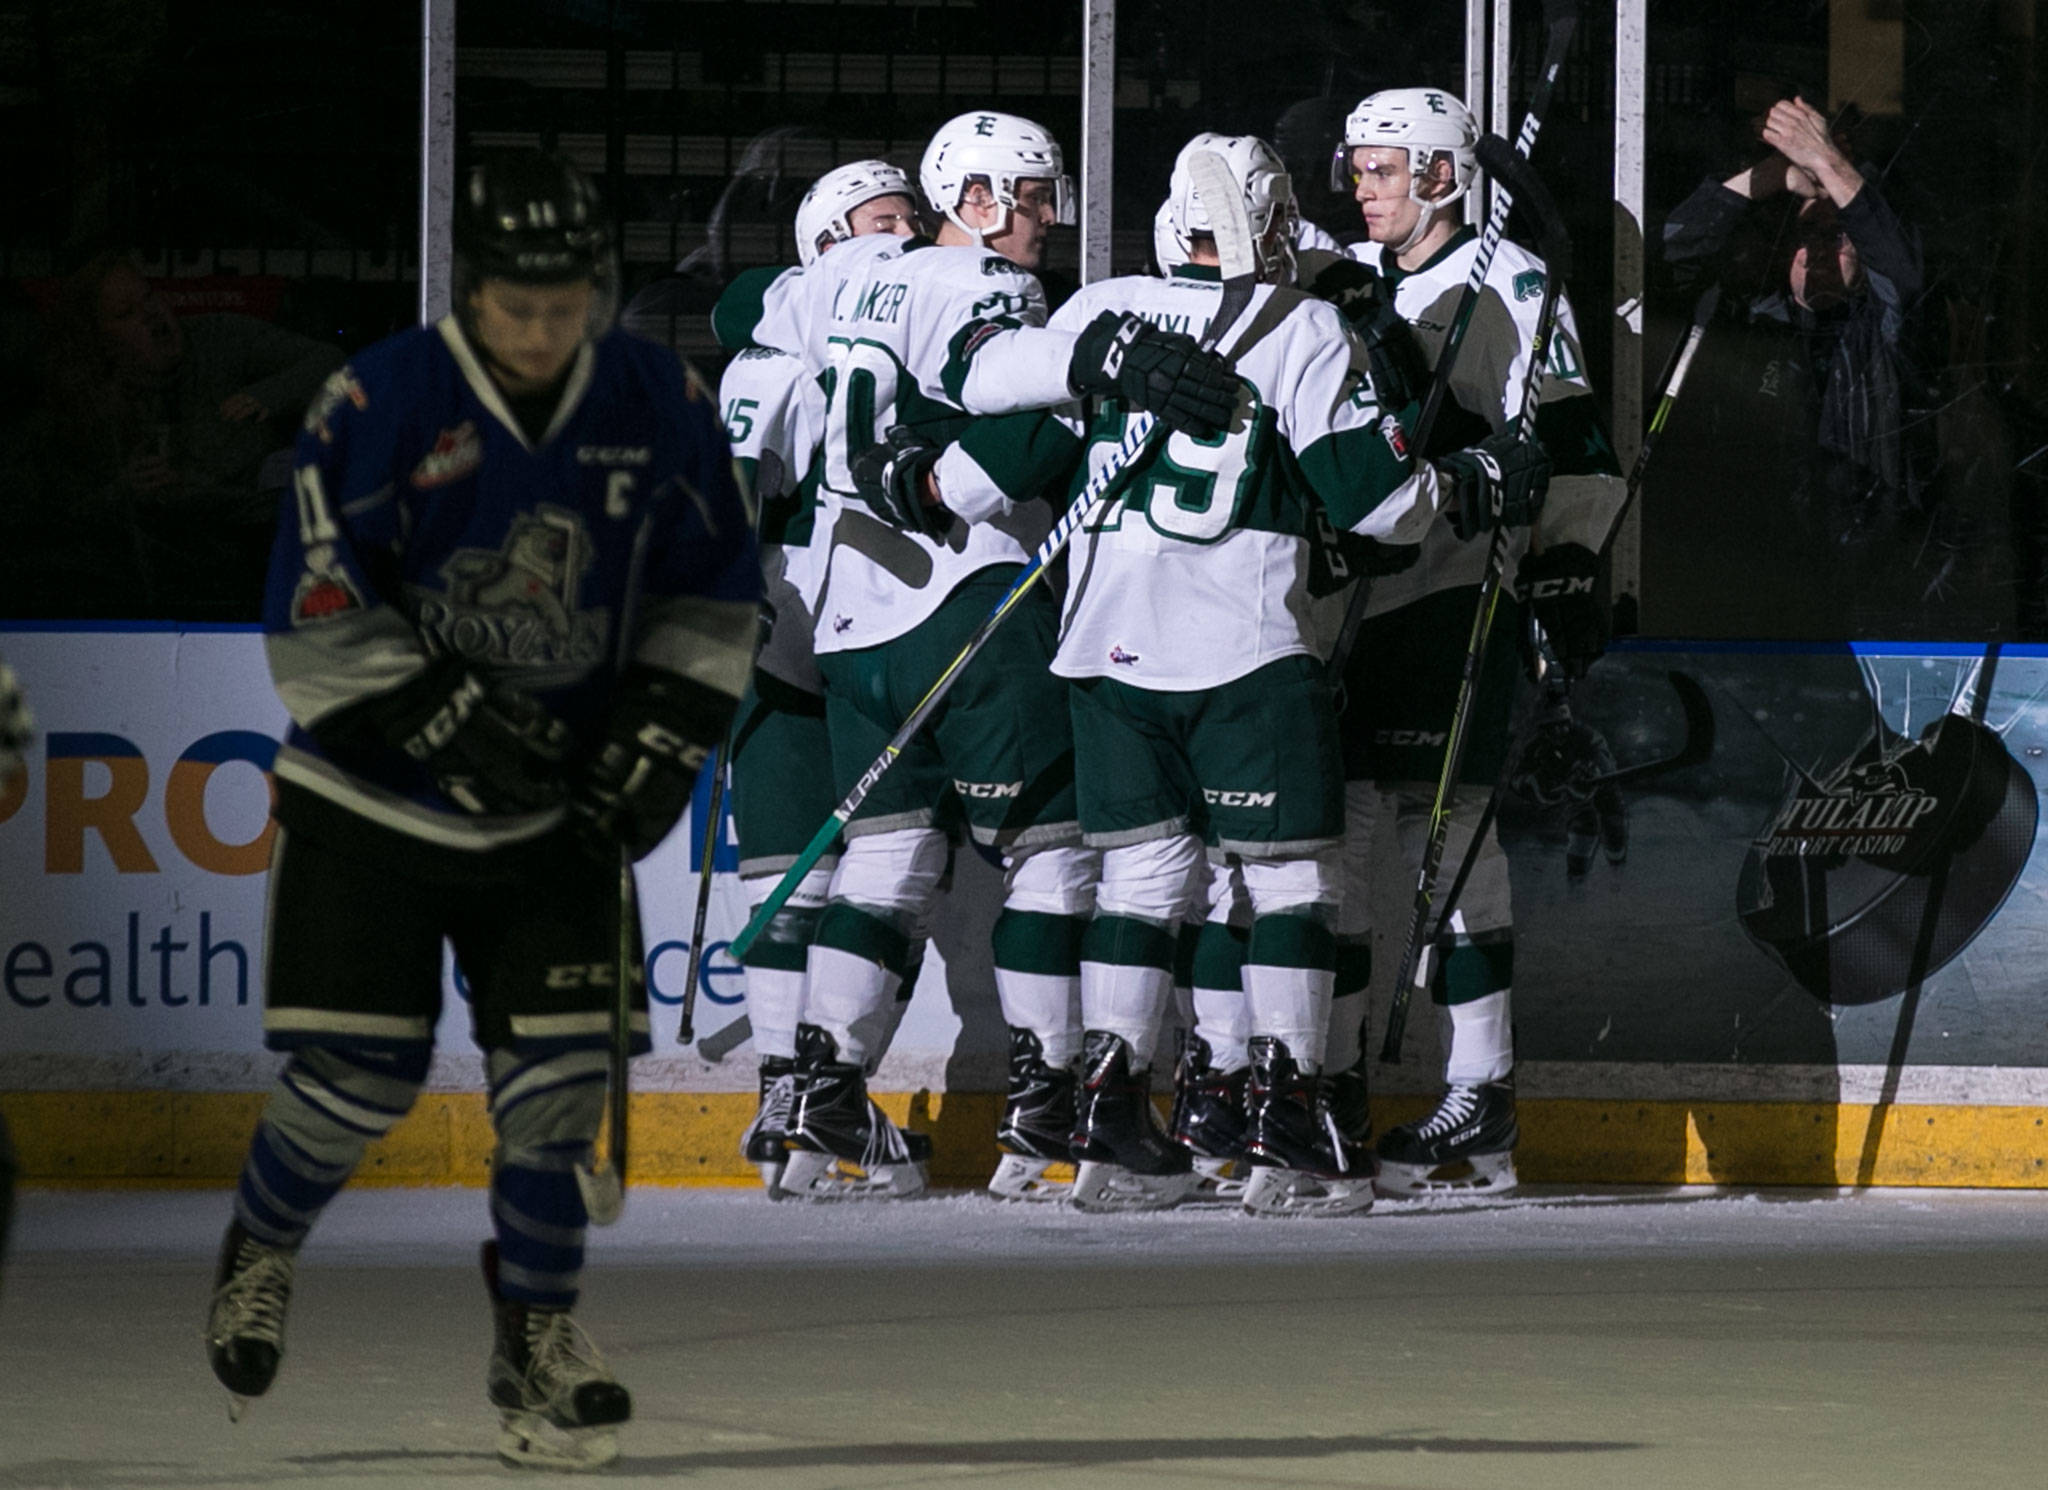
[{"x1": 412, "y1": 506, "x2": 607, "y2": 677}]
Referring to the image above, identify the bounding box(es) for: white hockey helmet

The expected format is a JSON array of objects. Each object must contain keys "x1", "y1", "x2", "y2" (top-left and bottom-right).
[
  {"x1": 919, "y1": 111, "x2": 1076, "y2": 243},
  {"x1": 1160, "y1": 132, "x2": 1297, "y2": 282},
  {"x1": 793, "y1": 159, "x2": 917, "y2": 268},
  {"x1": 1151, "y1": 199, "x2": 1187, "y2": 275},
  {"x1": 1332, "y1": 87, "x2": 1481, "y2": 210}
]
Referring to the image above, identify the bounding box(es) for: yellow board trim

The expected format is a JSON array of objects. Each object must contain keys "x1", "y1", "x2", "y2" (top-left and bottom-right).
[{"x1": 4, "y1": 1091, "x2": 2046, "y2": 1189}]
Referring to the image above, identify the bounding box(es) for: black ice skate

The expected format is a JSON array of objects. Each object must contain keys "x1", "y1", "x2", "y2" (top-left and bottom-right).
[
  {"x1": 1169, "y1": 1032, "x2": 1250, "y2": 1202},
  {"x1": 737, "y1": 1055, "x2": 796, "y2": 1194},
  {"x1": 1324, "y1": 1052, "x2": 1375, "y2": 1151},
  {"x1": 483, "y1": 1241, "x2": 631, "y2": 1471},
  {"x1": 1375, "y1": 1077, "x2": 1519, "y2": 1197},
  {"x1": 205, "y1": 1220, "x2": 296, "y2": 1420},
  {"x1": 780, "y1": 1025, "x2": 931, "y2": 1200},
  {"x1": 1241, "y1": 1037, "x2": 1376, "y2": 1218},
  {"x1": 1068, "y1": 1030, "x2": 1194, "y2": 1213},
  {"x1": 988, "y1": 1028, "x2": 1078, "y2": 1203}
]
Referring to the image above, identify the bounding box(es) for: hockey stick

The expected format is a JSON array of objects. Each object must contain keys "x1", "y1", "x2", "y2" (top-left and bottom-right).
[
  {"x1": 1380, "y1": 134, "x2": 1571, "y2": 1065},
  {"x1": 675, "y1": 727, "x2": 731, "y2": 1043},
  {"x1": 1597, "y1": 280, "x2": 1720, "y2": 563},
  {"x1": 730, "y1": 151, "x2": 1261, "y2": 961},
  {"x1": 1326, "y1": 0, "x2": 1582, "y2": 683},
  {"x1": 574, "y1": 846, "x2": 635, "y2": 1225}
]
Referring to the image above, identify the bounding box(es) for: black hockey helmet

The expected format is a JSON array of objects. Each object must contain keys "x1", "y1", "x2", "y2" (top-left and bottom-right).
[{"x1": 452, "y1": 149, "x2": 617, "y2": 332}]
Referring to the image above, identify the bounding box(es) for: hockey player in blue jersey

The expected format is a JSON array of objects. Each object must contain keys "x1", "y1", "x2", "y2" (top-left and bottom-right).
[{"x1": 205, "y1": 150, "x2": 759, "y2": 1469}]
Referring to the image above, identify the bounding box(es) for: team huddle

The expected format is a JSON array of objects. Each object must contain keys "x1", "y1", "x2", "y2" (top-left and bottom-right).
[
  {"x1": 714, "y1": 98, "x2": 1620, "y2": 1216},
  {"x1": 200, "y1": 87, "x2": 1622, "y2": 1469}
]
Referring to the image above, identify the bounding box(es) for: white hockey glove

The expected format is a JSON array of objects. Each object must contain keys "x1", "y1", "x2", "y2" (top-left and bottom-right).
[
  {"x1": 1438, "y1": 431, "x2": 1551, "y2": 541},
  {"x1": 1067, "y1": 311, "x2": 1240, "y2": 438}
]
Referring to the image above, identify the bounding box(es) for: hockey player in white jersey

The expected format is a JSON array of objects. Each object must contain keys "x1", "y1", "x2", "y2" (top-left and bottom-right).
[
  {"x1": 753, "y1": 110, "x2": 1241, "y2": 1201},
  {"x1": 1316, "y1": 88, "x2": 1626, "y2": 1196},
  {"x1": 860, "y1": 134, "x2": 1547, "y2": 1213},
  {"x1": 716, "y1": 161, "x2": 919, "y2": 1191}
]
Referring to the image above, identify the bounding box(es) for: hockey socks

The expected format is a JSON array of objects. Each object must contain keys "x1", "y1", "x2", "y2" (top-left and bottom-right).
[
  {"x1": 1079, "y1": 915, "x2": 1177, "y2": 1069},
  {"x1": 486, "y1": 1049, "x2": 609, "y2": 1308},
  {"x1": 1446, "y1": 988, "x2": 1514, "y2": 1087},
  {"x1": 806, "y1": 903, "x2": 923, "y2": 1070},
  {"x1": 740, "y1": 868, "x2": 829, "y2": 1062},
  {"x1": 1243, "y1": 913, "x2": 1337, "y2": 1073},
  {"x1": 233, "y1": 1046, "x2": 429, "y2": 1249},
  {"x1": 1188, "y1": 919, "x2": 1251, "y2": 1073}
]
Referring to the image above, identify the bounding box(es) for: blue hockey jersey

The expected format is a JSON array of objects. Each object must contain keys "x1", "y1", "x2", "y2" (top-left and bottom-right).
[{"x1": 264, "y1": 317, "x2": 759, "y2": 850}]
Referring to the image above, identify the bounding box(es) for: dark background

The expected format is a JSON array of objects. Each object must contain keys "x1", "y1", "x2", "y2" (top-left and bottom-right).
[{"x1": 1, "y1": 0, "x2": 2043, "y2": 637}]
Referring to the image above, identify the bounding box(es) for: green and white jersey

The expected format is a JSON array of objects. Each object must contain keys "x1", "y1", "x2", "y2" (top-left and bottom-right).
[
  {"x1": 752, "y1": 234, "x2": 1086, "y2": 654},
  {"x1": 1311, "y1": 229, "x2": 1624, "y2": 617},
  {"x1": 1048, "y1": 267, "x2": 1441, "y2": 691},
  {"x1": 718, "y1": 343, "x2": 824, "y2": 692}
]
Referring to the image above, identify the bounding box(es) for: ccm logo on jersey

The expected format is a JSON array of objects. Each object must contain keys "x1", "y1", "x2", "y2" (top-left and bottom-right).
[
  {"x1": 955, "y1": 778, "x2": 1022, "y2": 800},
  {"x1": 1204, "y1": 788, "x2": 1278, "y2": 808},
  {"x1": 1374, "y1": 729, "x2": 1448, "y2": 747},
  {"x1": 412, "y1": 421, "x2": 484, "y2": 488}
]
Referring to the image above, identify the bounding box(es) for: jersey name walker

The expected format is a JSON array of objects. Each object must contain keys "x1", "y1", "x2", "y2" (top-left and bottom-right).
[
  {"x1": 265, "y1": 318, "x2": 759, "y2": 850},
  {"x1": 754, "y1": 234, "x2": 1081, "y2": 654},
  {"x1": 1049, "y1": 267, "x2": 1438, "y2": 691}
]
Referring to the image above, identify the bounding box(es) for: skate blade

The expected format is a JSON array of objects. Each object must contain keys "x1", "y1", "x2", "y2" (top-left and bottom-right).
[
  {"x1": 1184, "y1": 1154, "x2": 1249, "y2": 1203},
  {"x1": 1375, "y1": 1153, "x2": 1518, "y2": 1199},
  {"x1": 780, "y1": 1147, "x2": 927, "y2": 1201},
  {"x1": 1070, "y1": 1160, "x2": 1195, "y2": 1214},
  {"x1": 987, "y1": 1153, "x2": 1075, "y2": 1203},
  {"x1": 225, "y1": 1394, "x2": 251, "y2": 1424},
  {"x1": 757, "y1": 1159, "x2": 790, "y2": 1197},
  {"x1": 497, "y1": 1411, "x2": 619, "y2": 1471},
  {"x1": 1243, "y1": 1165, "x2": 1376, "y2": 1217}
]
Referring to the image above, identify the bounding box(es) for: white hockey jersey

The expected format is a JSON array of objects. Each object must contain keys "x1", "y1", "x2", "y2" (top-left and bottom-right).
[
  {"x1": 718, "y1": 343, "x2": 825, "y2": 692},
  {"x1": 752, "y1": 234, "x2": 1087, "y2": 654},
  {"x1": 1305, "y1": 227, "x2": 1625, "y2": 618},
  {"x1": 1047, "y1": 267, "x2": 1441, "y2": 691}
]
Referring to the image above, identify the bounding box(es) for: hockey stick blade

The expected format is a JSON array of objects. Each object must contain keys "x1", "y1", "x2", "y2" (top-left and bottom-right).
[
  {"x1": 1591, "y1": 670, "x2": 1715, "y2": 788},
  {"x1": 576, "y1": 849, "x2": 634, "y2": 1226},
  {"x1": 1185, "y1": 149, "x2": 1257, "y2": 282},
  {"x1": 1473, "y1": 134, "x2": 1572, "y2": 280}
]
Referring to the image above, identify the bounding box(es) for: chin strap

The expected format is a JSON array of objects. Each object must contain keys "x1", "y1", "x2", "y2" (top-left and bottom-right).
[{"x1": 1393, "y1": 202, "x2": 1442, "y2": 257}]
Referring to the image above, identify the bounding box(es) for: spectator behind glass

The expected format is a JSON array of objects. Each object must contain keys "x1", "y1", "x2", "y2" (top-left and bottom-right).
[
  {"x1": 1662, "y1": 98, "x2": 1934, "y2": 630},
  {"x1": 0, "y1": 253, "x2": 343, "y2": 620}
]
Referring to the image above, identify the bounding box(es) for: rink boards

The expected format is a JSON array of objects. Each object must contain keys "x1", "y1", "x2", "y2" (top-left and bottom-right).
[{"x1": 3, "y1": 625, "x2": 2046, "y2": 1189}]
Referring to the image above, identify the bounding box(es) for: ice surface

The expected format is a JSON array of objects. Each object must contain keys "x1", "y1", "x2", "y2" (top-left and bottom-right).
[{"x1": 3, "y1": 1185, "x2": 2044, "y2": 1489}]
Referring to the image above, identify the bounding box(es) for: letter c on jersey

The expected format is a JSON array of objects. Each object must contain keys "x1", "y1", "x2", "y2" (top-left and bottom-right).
[{"x1": 26, "y1": 731, "x2": 278, "y2": 876}]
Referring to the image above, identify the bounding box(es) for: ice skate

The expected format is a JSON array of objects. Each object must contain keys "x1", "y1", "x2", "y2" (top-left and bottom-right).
[
  {"x1": 738, "y1": 1055, "x2": 796, "y2": 1194},
  {"x1": 205, "y1": 1221, "x2": 296, "y2": 1420},
  {"x1": 483, "y1": 1241, "x2": 631, "y2": 1471},
  {"x1": 1324, "y1": 1052, "x2": 1375, "y2": 1151},
  {"x1": 1068, "y1": 1031, "x2": 1195, "y2": 1213},
  {"x1": 1169, "y1": 1032, "x2": 1250, "y2": 1202},
  {"x1": 780, "y1": 1025, "x2": 930, "y2": 1200},
  {"x1": 1241, "y1": 1038, "x2": 1376, "y2": 1218},
  {"x1": 1375, "y1": 1077, "x2": 1519, "y2": 1197},
  {"x1": 988, "y1": 1028, "x2": 1078, "y2": 1202}
]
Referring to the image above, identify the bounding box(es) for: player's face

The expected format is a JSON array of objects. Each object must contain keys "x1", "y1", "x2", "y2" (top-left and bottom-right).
[
  {"x1": 98, "y1": 265, "x2": 184, "y2": 379},
  {"x1": 1349, "y1": 147, "x2": 1423, "y2": 246},
  {"x1": 1790, "y1": 199, "x2": 1860, "y2": 309},
  {"x1": 468, "y1": 279, "x2": 594, "y2": 392},
  {"x1": 847, "y1": 194, "x2": 919, "y2": 240},
  {"x1": 984, "y1": 177, "x2": 1062, "y2": 270}
]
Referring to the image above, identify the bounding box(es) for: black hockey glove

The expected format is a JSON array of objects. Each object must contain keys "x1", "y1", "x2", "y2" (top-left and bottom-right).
[
  {"x1": 1068, "y1": 311, "x2": 1240, "y2": 438},
  {"x1": 1305, "y1": 257, "x2": 1430, "y2": 410},
  {"x1": 571, "y1": 668, "x2": 731, "y2": 862},
  {"x1": 1517, "y1": 542, "x2": 1609, "y2": 681},
  {"x1": 850, "y1": 425, "x2": 952, "y2": 539},
  {"x1": 1438, "y1": 431, "x2": 1551, "y2": 541},
  {"x1": 336, "y1": 656, "x2": 573, "y2": 816},
  {"x1": 0, "y1": 659, "x2": 31, "y2": 787}
]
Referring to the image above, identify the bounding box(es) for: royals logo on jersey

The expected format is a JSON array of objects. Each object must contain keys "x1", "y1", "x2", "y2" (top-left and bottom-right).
[
  {"x1": 411, "y1": 421, "x2": 485, "y2": 488},
  {"x1": 412, "y1": 506, "x2": 606, "y2": 673}
]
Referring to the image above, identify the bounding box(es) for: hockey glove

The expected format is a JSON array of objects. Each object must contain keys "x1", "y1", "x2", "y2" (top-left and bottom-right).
[
  {"x1": 1438, "y1": 431, "x2": 1551, "y2": 541},
  {"x1": 850, "y1": 425, "x2": 952, "y2": 539},
  {"x1": 1305, "y1": 257, "x2": 1430, "y2": 410},
  {"x1": 0, "y1": 659, "x2": 31, "y2": 788},
  {"x1": 322, "y1": 655, "x2": 574, "y2": 816},
  {"x1": 1068, "y1": 311, "x2": 1240, "y2": 438},
  {"x1": 571, "y1": 667, "x2": 731, "y2": 861},
  {"x1": 1517, "y1": 542, "x2": 1609, "y2": 681}
]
